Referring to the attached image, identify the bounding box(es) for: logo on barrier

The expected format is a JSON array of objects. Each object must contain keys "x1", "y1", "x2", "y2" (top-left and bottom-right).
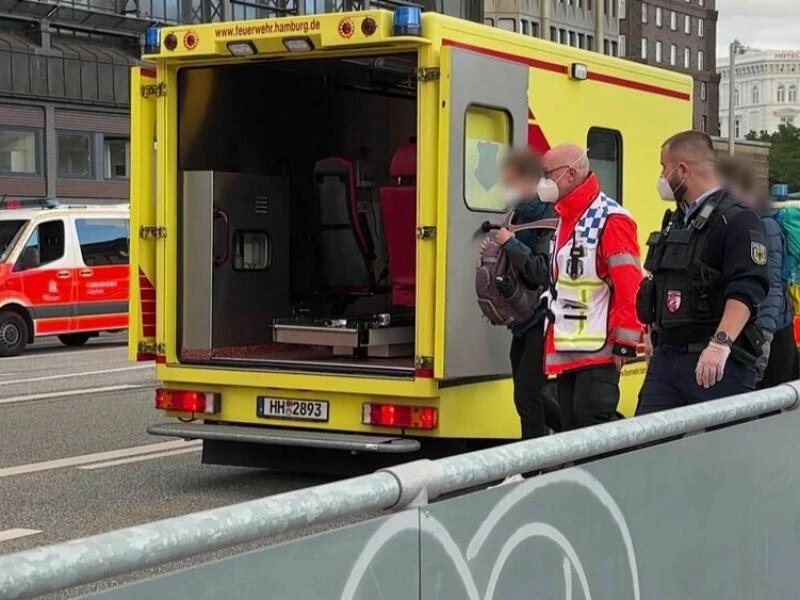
[{"x1": 340, "y1": 468, "x2": 641, "y2": 600}]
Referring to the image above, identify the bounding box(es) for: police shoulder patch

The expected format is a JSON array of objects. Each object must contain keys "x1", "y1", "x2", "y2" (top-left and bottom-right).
[{"x1": 750, "y1": 240, "x2": 767, "y2": 266}]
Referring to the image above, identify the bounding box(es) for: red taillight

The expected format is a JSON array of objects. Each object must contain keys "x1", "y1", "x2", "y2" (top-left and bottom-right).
[
  {"x1": 361, "y1": 17, "x2": 377, "y2": 36},
  {"x1": 155, "y1": 388, "x2": 219, "y2": 414},
  {"x1": 362, "y1": 403, "x2": 438, "y2": 430}
]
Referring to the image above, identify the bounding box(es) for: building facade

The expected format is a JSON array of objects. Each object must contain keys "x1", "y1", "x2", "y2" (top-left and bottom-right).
[
  {"x1": 484, "y1": 0, "x2": 621, "y2": 56},
  {"x1": 718, "y1": 49, "x2": 800, "y2": 140},
  {"x1": 619, "y1": 0, "x2": 719, "y2": 134},
  {"x1": 0, "y1": 0, "x2": 482, "y2": 203}
]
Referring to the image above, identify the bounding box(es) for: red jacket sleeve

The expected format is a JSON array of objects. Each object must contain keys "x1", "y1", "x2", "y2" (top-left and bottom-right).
[{"x1": 599, "y1": 214, "x2": 644, "y2": 351}]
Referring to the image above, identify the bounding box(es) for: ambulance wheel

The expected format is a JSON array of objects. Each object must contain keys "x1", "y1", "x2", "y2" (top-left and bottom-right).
[
  {"x1": 0, "y1": 311, "x2": 28, "y2": 357},
  {"x1": 58, "y1": 333, "x2": 92, "y2": 347}
]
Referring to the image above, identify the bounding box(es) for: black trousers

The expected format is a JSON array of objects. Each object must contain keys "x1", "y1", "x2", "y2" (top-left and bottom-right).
[
  {"x1": 557, "y1": 364, "x2": 620, "y2": 431},
  {"x1": 509, "y1": 324, "x2": 561, "y2": 439},
  {"x1": 759, "y1": 322, "x2": 800, "y2": 390}
]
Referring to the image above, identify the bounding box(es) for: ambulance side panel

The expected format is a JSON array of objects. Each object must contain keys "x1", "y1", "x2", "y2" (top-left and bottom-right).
[{"x1": 128, "y1": 67, "x2": 159, "y2": 361}]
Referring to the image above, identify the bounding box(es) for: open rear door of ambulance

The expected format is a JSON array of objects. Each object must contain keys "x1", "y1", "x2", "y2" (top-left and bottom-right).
[
  {"x1": 435, "y1": 44, "x2": 530, "y2": 381},
  {"x1": 128, "y1": 67, "x2": 159, "y2": 362}
]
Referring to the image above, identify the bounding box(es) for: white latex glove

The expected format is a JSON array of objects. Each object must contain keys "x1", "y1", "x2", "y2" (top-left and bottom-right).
[{"x1": 695, "y1": 341, "x2": 732, "y2": 389}]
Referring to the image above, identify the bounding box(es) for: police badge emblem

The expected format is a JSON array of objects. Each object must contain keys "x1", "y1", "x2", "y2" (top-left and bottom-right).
[
  {"x1": 751, "y1": 241, "x2": 767, "y2": 266},
  {"x1": 667, "y1": 290, "x2": 682, "y2": 313}
]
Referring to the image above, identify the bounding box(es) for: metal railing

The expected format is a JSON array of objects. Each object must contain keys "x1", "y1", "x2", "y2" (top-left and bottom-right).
[{"x1": 0, "y1": 382, "x2": 797, "y2": 599}]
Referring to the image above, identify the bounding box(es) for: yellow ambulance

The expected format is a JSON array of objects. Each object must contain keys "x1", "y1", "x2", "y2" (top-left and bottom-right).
[{"x1": 130, "y1": 8, "x2": 692, "y2": 471}]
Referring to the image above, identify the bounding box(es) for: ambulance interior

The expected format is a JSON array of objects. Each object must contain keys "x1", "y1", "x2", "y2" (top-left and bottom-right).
[{"x1": 177, "y1": 52, "x2": 420, "y2": 376}]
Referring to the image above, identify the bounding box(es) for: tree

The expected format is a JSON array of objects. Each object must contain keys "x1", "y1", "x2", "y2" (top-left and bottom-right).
[{"x1": 745, "y1": 124, "x2": 800, "y2": 191}]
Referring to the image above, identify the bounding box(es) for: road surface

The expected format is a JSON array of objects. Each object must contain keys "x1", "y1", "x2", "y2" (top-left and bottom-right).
[{"x1": 0, "y1": 335, "x2": 331, "y2": 597}]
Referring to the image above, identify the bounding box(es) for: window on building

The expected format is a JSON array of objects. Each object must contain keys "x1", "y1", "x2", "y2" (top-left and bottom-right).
[
  {"x1": 780, "y1": 116, "x2": 795, "y2": 126},
  {"x1": 734, "y1": 87, "x2": 739, "y2": 106},
  {"x1": 578, "y1": 33, "x2": 586, "y2": 49},
  {"x1": 684, "y1": 14, "x2": 691, "y2": 34},
  {"x1": 587, "y1": 128, "x2": 623, "y2": 202},
  {"x1": 701, "y1": 114, "x2": 707, "y2": 132},
  {"x1": 642, "y1": 2, "x2": 648, "y2": 23},
  {"x1": 752, "y1": 85, "x2": 759, "y2": 104},
  {"x1": 790, "y1": 85, "x2": 798, "y2": 103},
  {"x1": 641, "y1": 38, "x2": 648, "y2": 60},
  {"x1": 587, "y1": 35, "x2": 595, "y2": 50},
  {"x1": 697, "y1": 50, "x2": 704, "y2": 71},
  {"x1": 0, "y1": 130, "x2": 38, "y2": 175},
  {"x1": 551, "y1": 27, "x2": 557, "y2": 42},
  {"x1": 619, "y1": 0, "x2": 625, "y2": 19},
  {"x1": 560, "y1": 29, "x2": 567, "y2": 44},
  {"x1": 670, "y1": 44, "x2": 677, "y2": 66},
  {"x1": 655, "y1": 40, "x2": 663, "y2": 63},
  {"x1": 483, "y1": 18, "x2": 494, "y2": 26},
  {"x1": 611, "y1": 41, "x2": 618, "y2": 56},
  {"x1": 498, "y1": 18, "x2": 516, "y2": 32},
  {"x1": 734, "y1": 118, "x2": 741, "y2": 138},
  {"x1": 670, "y1": 11, "x2": 677, "y2": 30},
  {"x1": 532, "y1": 22, "x2": 540, "y2": 37},
  {"x1": 777, "y1": 84, "x2": 786, "y2": 102},
  {"x1": 521, "y1": 20, "x2": 529, "y2": 35},
  {"x1": 619, "y1": 34, "x2": 627, "y2": 56},
  {"x1": 76, "y1": 219, "x2": 130, "y2": 266},
  {"x1": 57, "y1": 132, "x2": 93, "y2": 178},
  {"x1": 698, "y1": 18, "x2": 704, "y2": 37},
  {"x1": 570, "y1": 31, "x2": 577, "y2": 47},
  {"x1": 701, "y1": 82, "x2": 707, "y2": 101},
  {"x1": 103, "y1": 138, "x2": 129, "y2": 179},
  {"x1": 18, "y1": 220, "x2": 65, "y2": 270},
  {"x1": 463, "y1": 106, "x2": 510, "y2": 213},
  {"x1": 604, "y1": 39, "x2": 610, "y2": 54},
  {"x1": 684, "y1": 47, "x2": 691, "y2": 69},
  {"x1": 655, "y1": 6, "x2": 662, "y2": 27}
]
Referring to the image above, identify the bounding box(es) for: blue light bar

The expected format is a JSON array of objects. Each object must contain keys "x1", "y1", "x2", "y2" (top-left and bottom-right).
[
  {"x1": 144, "y1": 26, "x2": 161, "y2": 53},
  {"x1": 393, "y1": 6, "x2": 422, "y2": 36}
]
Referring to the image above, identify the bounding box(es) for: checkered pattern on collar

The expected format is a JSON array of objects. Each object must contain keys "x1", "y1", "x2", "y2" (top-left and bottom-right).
[{"x1": 575, "y1": 194, "x2": 620, "y2": 245}]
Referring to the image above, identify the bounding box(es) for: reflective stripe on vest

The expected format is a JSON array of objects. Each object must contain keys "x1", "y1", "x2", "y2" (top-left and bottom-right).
[{"x1": 550, "y1": 193, "x2": 630, "y2": 354}]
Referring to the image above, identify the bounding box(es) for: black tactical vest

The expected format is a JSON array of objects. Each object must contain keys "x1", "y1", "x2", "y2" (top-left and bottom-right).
[{"x1": 642, "y1": 192, "x2": 738, "y2": 331}]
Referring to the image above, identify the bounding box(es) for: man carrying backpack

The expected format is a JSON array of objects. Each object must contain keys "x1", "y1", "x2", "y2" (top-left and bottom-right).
[{"x1": 480, "y1": 149, "x2": 560, "y2": 448}]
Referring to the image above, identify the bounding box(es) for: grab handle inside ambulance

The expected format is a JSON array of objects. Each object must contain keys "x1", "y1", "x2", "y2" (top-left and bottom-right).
[{"x1": 213, "y1": 207, "x2": 230, "y2": 267}]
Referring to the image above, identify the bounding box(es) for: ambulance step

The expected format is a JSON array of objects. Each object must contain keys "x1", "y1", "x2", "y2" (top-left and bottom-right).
[{"x1": 146, "y1": 422, "x2": 421, "y2": 454}]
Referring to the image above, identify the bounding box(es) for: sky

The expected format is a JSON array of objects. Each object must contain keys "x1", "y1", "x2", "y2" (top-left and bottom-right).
[{"x1": 716, "y1": 0, "x2": 798, "y2": 56}]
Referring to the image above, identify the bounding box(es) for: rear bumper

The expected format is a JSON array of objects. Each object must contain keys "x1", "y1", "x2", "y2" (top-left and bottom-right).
[{"x1": 147, "y1": 421, "x2": 421, "y2": 454}]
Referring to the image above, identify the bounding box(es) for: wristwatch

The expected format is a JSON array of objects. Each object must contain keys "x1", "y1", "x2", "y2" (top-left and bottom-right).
[{"x1": 712, "y1": 331, "x2": 734, "y2": 346}]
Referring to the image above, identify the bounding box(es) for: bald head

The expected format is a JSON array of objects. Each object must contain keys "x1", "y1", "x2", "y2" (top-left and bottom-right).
[
  {"x1": 542, "y1": 143, "x2": 591, "y2": 200},
  {"x1": 659, "y1": 130, "x2": 721, "y2": 205}
]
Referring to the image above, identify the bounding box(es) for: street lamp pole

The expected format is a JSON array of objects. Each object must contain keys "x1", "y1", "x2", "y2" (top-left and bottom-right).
[{"x1": 728, "y1": 40, "x2": 741, "y2": 157}]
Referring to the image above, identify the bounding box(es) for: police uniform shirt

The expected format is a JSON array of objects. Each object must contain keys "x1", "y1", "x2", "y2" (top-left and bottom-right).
[{"x1": 656, "y1": 189, "x2": 769, "y2": 347}]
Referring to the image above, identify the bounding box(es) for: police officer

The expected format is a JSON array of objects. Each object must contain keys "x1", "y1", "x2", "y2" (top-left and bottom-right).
[{"x1": 636, "y1": 131, "x2": 769, "y2": 415}]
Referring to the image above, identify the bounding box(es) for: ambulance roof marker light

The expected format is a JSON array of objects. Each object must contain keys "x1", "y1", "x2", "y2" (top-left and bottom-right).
[
  {"x1": 227, "y1": 41, "x2": 257, "y2": 56},
  {"x1": 144, "y1": 25, "x2": 161, "y2": 53},
  {"x1": 393, "y1": 6, "x2": 422, "y2": 36},
  {"x1": 283, "y1": 37, "x2": 314, "y2": 52}
]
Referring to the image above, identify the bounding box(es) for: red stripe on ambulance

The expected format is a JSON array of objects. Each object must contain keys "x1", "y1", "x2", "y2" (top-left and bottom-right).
[{"x1": 139, "y1": 268, "x2": 156, "y2": 338}]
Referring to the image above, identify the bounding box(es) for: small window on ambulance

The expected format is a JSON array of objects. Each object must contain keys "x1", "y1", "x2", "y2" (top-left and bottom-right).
[
  {"x1": 76, "y1": 219, "x2": 130, "y2": 266},
  {"x1": 463, "y1": 105, "x2": 511, "y2": 213},
  {"x1": 16, "y1": 220, "x2": 64, "y2": 271},
  {"x1": 232, "y1": 230, "x2": 270, "y2": 271},
  {"x1": 587, "y1": 128, "x2": 623, "y2": 203}
]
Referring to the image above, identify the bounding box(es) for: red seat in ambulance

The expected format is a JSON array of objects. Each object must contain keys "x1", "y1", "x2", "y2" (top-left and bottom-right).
[
  {"x1": 313, "y1": 157, "x2": 377, "y2": 294},
  {"x1": 380, "y1": 144, "x2": 416, "y2": 307}
]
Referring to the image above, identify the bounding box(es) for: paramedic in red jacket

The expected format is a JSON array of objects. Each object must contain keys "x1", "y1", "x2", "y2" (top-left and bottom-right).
[{"x1": 540, "y1": 144, "x2": 643, "y2": 430}]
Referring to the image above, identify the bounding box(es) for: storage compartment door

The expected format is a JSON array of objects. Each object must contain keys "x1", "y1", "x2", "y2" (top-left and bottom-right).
[
  {"x1": 128, "y1": 67, "x2": 159, "y2": 361},
  {"x1": 437, "y1": 46, "x2": 530, "y2": 380}
]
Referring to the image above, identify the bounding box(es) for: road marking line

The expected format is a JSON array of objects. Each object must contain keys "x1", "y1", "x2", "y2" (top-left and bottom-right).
[
  {"x1": 0, "y1": 440, "x2": 201, "y2": 478},
  {"x1": 0, "y1": 529, "x2": 42, "y2": 542},
  {"x1": 78, "y1": 447, "x2": 202, "y2": 470},
  {"x1": 0, "y1": 365, "x2": 151, "y2": 386},
  {"x1": 0, "y1": 384, "x2": 149, "y2": 406},
  {"x1": 1, "y1": 345, "x2": 127, "y2": 361}
]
